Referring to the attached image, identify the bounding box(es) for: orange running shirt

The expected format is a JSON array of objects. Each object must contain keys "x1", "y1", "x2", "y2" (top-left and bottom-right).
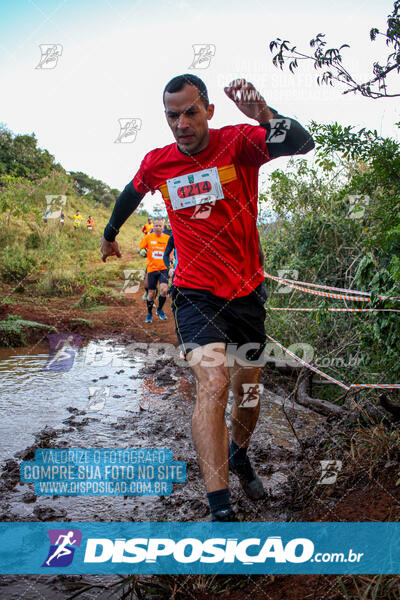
[
  {"x1": 142, "y1": 222, "x2": 153, "y2": 234},
  {"x1": 139, "y1": 232, "x2": 170, "y2": 273}
]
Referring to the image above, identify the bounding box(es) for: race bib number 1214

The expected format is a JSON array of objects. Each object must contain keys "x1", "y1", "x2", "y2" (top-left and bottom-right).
[{"x1": 166, "y1": 167, "x2": 224, "y2": 210}]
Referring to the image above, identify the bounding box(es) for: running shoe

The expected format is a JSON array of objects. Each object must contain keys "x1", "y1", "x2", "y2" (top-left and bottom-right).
[
  {"x1": 156, "y1": 309, "x2": 167, "y2": 320},
  {"x1": 229, "y1": 458, "x2": 265, "y2": 500},
  {"x1": 145, "y1": 314, "x2": 152, "y2": 323},
  {"x1": 211, "y1": 507, "x2": 238, "y2": 522},
  {"x1": 142, "y1": 292, "x2": 148, "y2": 301}
]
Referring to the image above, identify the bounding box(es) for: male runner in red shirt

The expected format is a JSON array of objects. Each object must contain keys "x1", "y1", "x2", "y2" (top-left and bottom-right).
[{"x1": 101, "y1": 74, "x2": 314, "y2": 521}]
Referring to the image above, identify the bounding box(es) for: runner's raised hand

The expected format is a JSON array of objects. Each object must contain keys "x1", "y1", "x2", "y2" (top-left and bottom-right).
[
  {"x1": 100, "y1": 236, "x2": 121, "y2": 262},
  {"x1": 224, "y1": 79, "x2": 274, "y2": 123}
]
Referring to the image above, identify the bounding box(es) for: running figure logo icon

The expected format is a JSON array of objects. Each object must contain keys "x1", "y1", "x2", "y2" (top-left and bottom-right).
[
  {"x1": 35, "y1": 44, "x2": 63, "y2": 69},
  {"x1": 122, "y1": 269, "x2": 145, "y2": 293},
  {"x1": 114, "y1": 118, "x2": 142, "y2": 143},
  {"x1": 317, "y1": 460, "x2": 343, "y2": 485},
  {"x1": 189, "y1": 44, "x2": 216, "y2": 69},
  {"x1": 276, "y1": 268, "x2": 299, "y2": 294},
  {"x1": 240, "y1": 383, "x2": 264, "y2": 408},
  {"x1": 42, "y1": 529, "x2": 82, "y2": 567},
  {"x1": 45, "y1": 194, "x2": 67, "y2": 219},
  {"x1": 190, "y1": 200, "x2": 216, "y2": 219},
  {"x1": 88, "y1": 386, "x2": 110, "y2": 411},
  {"x1": 43, "y1": 334, "x2": 82, "y2": 373},
  {"x1": 266, "y1": 118, "x2": 291, "y2": 143}
]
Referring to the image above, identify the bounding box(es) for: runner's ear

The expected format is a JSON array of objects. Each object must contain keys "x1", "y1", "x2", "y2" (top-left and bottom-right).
[{"x1": 206, "y1": 104, "x2": 215, "y2": 121}]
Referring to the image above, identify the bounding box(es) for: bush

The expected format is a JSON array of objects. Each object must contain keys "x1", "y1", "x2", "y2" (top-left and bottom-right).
[
  {"x1": 0, "y1": 248, "x2": 37, "y2": 284},
  {"x1": 25, "y1": 231, "x2": 41, "y2": 249},
  {"x1": 75, "y1": 285, "x2": 108, "y2": 308},
  {"x1": 0, "y1": 314, "x2": 57, "y2": 347},
  {"x1": 36, "y1": 269, "x2": 83, "y2": 296}
]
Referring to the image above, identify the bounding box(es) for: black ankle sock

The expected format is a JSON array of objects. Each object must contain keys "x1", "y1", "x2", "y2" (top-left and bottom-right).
[
  {"x1": 146, "y1": 300, "x2": 154, "y2": 314},
  {"x1": 207, "y1": 488, "x2": 231, "y2": 514},
  {"x1": 229, "y1": 440, "x2": 248, "y2": 465},
  {"x1": 158, "y1": 295, "x2": 166, "y2": 310}
]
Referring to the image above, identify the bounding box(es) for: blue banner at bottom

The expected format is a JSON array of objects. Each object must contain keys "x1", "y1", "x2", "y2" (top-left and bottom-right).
[{"x1": 0, "y1": 522, "x2": 399, "y2": 574}]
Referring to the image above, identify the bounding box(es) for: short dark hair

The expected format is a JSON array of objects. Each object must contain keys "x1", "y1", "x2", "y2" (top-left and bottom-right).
[{"x1": 163, "y1": 74, "x2": 209, "y2": 108}]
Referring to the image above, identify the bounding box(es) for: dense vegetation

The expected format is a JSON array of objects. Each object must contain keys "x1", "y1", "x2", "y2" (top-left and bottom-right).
[{"x1": 261, "y1": 121, "x2": 400, "y2": 395}]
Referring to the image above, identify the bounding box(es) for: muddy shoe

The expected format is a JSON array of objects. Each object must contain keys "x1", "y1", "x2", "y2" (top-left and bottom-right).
[
  {"x1": 211, "y1": 507, "x2": 238, "y2": 522},
  {"x1": 229, "y1": 458, "x2": 265, "y2": 500}
]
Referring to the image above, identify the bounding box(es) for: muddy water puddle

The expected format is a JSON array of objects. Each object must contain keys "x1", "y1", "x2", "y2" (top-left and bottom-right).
[
  {"x1": 0, "y1": 340, "x2": 170, "y2": 460},
  {"x1": 0, "y1": 340, "x2": 328, "y2": 598},
  {"x1": 0, "y1": 339, "x2": 324, "y2": 525}
]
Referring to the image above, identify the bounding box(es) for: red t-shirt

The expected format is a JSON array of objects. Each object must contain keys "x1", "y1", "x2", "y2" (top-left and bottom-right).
[{"x1": 132, "y1": 124, "x2": 270, "y2": 300}]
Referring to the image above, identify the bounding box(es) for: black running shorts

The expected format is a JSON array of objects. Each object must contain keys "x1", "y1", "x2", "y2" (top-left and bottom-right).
[
  {"x1": 147, "y1": 269, "x2": 169, "y2": 290},
  {"x1": 171, "y1": 282, "x2": 268, "y2": 363}
]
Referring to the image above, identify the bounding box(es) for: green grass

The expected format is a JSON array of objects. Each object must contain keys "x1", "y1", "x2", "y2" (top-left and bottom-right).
[
  {"x1": 1, "y1": 187, "x2": 149, "y2": 311},
  {"x1": 0, "y1": 315, "x2": 57, "y2": 347}
]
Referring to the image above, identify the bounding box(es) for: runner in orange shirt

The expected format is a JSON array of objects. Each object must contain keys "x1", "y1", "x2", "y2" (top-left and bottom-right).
[
  {"x1": 138, "y1": 218, "x2": 170, "y2": 323},
  {"x1": 142, "y1": 217, "x2": 153, "y2": 235}
]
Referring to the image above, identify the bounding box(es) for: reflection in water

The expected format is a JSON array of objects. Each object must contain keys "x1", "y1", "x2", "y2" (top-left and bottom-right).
[{"x1": 0, "y1": 340, "x2": 146, "y2": 462}]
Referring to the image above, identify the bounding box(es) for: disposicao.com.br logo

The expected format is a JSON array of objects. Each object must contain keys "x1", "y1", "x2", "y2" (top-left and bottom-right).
[
  {"x1": 42, "y1": 529, "x2": 82, "y2": 567},
  {"x1": 82, "y1": 536, "x2": 363, "y2": 565}
]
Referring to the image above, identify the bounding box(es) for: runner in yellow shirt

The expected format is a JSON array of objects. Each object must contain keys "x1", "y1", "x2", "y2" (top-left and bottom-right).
[{"x1": 73, "y1": 210, "x2": 83, "y2": 230}]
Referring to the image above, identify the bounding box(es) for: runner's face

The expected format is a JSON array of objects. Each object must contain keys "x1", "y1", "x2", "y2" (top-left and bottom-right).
[
  {"x1": 164, "y1": 84, "x2": 214, "y2": 154},
  {"x1": 153, "y1": 221, "x2": 163, "y2": 235}
]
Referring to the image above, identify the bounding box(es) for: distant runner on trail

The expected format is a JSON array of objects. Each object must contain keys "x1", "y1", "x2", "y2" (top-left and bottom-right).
[
  {"x1": 138, "y1": 218, "x2": 170, "y2": 322},
  {"x1": 142, "y1": 217, "x2": 153, "y2": 234},
  {"x1": 101, "y1": 74, "x2": 314, "y2": 521},
  {"x1": 87, "y1": 215, "x2": 95, "y2": 231},
  {"x1": 73, "y1": 210, "x2": 82, "y2": 230}
]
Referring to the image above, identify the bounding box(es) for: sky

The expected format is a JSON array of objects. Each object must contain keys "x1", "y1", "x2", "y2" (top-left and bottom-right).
[{"x1": 0, "y1": 0, "x2": 398, "y2": 212}]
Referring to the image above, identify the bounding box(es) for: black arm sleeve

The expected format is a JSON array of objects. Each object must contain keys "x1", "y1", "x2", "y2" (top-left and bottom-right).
[
  {"x1": 163, "y1": 235, "x2": 175, "y2": 269},
  {"x1": 260, "y1": 107, "x2": 315, "y2": 159},
  {"x1": 103, "y1": 181, "x2": 145, "y2": 242}
]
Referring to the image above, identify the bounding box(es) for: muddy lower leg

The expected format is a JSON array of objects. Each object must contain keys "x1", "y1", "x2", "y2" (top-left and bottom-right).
[
  {"x1": 188, "y1": 343, "x2": 230, "y2": 493},
  {"x1": 229, "y1": 364, "x2": 262, "y2": 448}
]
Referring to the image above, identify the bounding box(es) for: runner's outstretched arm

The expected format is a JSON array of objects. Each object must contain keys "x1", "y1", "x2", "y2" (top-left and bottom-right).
[
  {"x1": 260, "y1": 109, "x2": 315, "y2": 158},
  {"x1": 103, "y1": 181, "x2": 144, "y2": 242},
  {"x1": 163, "y1": 235, "x2": 175, "y2": 269},
  {"x1": 224, "y1": 78, "x2": 314, "y2": 158},
  {"x1": 101, "y1": 181, "x2": 144, "y2": 262}
]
